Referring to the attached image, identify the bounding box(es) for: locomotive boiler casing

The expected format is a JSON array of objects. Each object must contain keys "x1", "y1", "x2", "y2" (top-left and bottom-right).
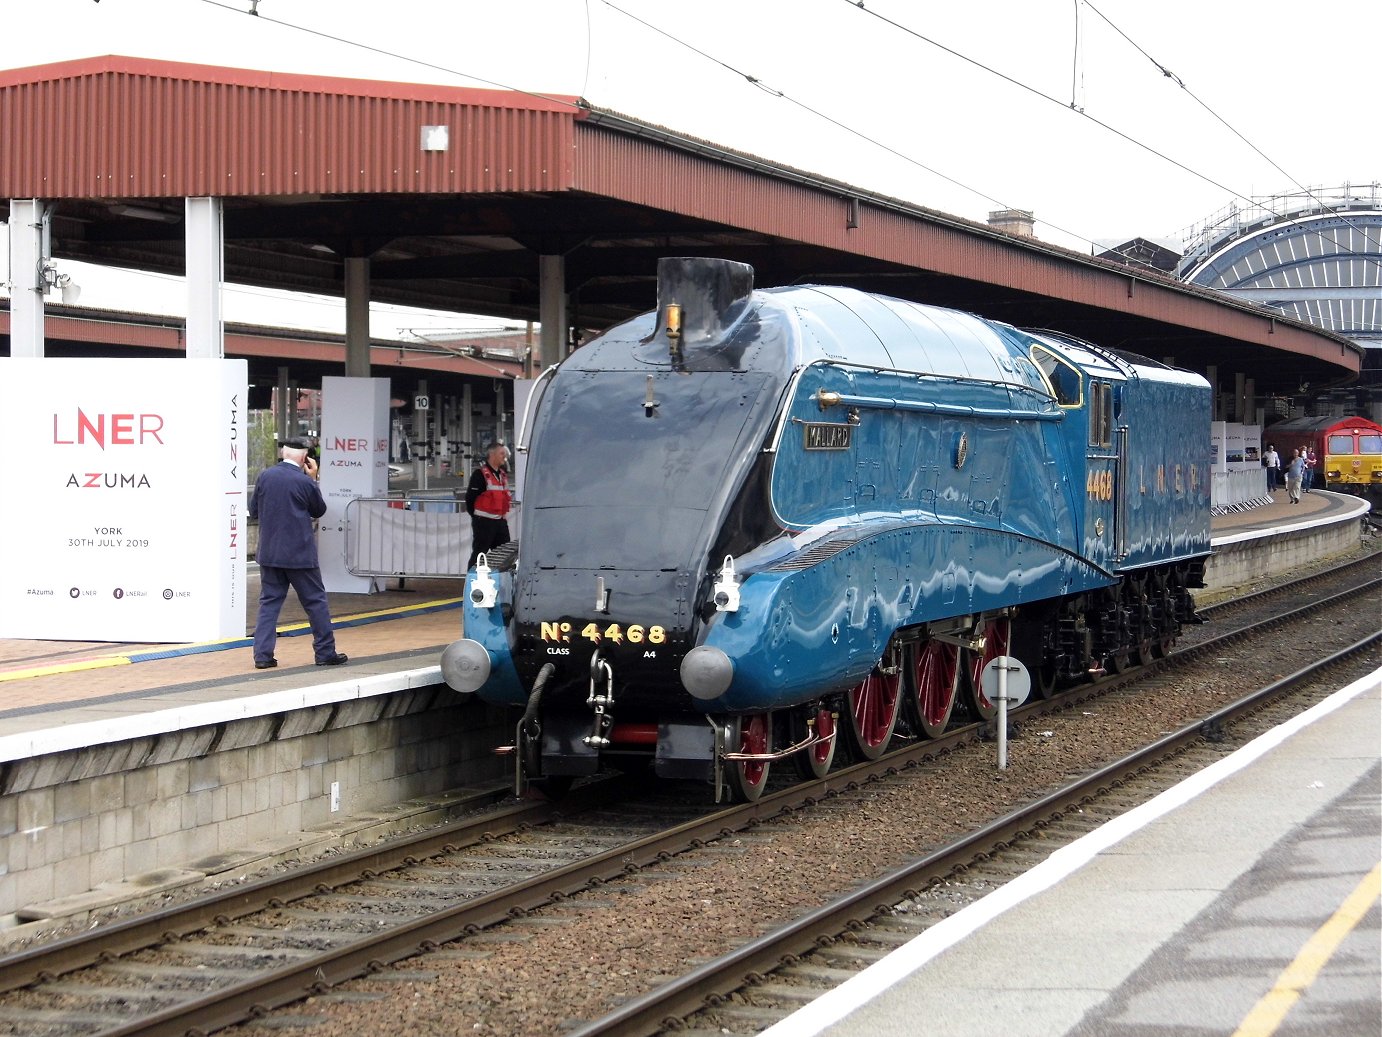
[{"x1": 447, "y1": 258, "x2": 1212, "y2": 778}]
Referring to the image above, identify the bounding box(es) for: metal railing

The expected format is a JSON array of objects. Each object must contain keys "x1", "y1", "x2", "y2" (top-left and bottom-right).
[{"x1": 344, "y1": 494, "x2": 471, "y2": 579}]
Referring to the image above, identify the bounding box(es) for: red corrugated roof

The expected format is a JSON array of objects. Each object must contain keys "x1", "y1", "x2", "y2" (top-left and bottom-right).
[
  {"x1": 0, "y1": 55, "x2": 579, "y2": 111},
  {"x1": 0, "y1": 55, "x2": 581, "y2": 198},
  {"x1": 0, "y1": 55, "x2": 1360, "y2": 388}
]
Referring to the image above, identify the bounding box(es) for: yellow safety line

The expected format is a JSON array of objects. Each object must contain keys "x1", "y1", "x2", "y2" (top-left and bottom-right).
[
  {"x1": 0, "y1": 655, "x2": 132, "y2": 682},
  {"x1": 340, "y1": 597, "x2": 463, "y2": 621},
  {"x1": 1231, "y1": 860, "x2": 1382, "y2": 1037},
  {"x1": 0, "y1": 597, "x2": 462, "y2": 682}
]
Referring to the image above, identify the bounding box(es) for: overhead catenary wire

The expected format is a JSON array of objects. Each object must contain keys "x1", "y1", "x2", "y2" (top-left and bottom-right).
[
  {"x1": 178, "y1": 0, "x2": 1381, "y2": 285},
  {"x1": 843, "y1": 0, "x2": 1381, "y2": 271},
  {"x1": 1069, "y1": 0, "x2": 1084, "y2": 111},
  {"x1": 1080, "y1": 0, "x2": 1382, "y2": 263},
  {"x1": 195, "y1": 0, "x2": 585, "y2": 113},
  {"x1": 191, "y1": 0, "x2": 1105, "y2": 251},
  {"x1": 598, "y1": 0, "x2": 1106, "y2": 250}
]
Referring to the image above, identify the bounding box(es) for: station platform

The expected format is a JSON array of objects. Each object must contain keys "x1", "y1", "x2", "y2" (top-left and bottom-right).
[
  {"x1": 762, "y1": 666, "x2": 1381, "y2": 1037},
  {"x1": 0, "y1": 572, "x2": 464, "y2": 761},
  {"x1": 0, "y1": 488, "x2": 1370, "y2": 761}
]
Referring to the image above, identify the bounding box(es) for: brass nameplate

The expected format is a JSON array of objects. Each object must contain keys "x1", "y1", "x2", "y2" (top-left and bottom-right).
[{"x1": 803, "y1": 423, "x2": 852, "y2": 450}]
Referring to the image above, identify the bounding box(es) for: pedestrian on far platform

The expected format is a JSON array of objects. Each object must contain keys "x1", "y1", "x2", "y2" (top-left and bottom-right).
[
  {"x1": 1262, "y1": 443, "x2": 1281, "y2": 493},
  {"x1": 1284, "y1": 448, "x2": 1305, "y2": 505}
]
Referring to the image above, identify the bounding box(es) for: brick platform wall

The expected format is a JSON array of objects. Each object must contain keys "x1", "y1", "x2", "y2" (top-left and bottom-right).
[
  {"x1": 0, "y1": 687, "x2": 511, "y2": 922},
  {"x1": 1204, "y1": 518, "x2": 1365, "y2": 596}
]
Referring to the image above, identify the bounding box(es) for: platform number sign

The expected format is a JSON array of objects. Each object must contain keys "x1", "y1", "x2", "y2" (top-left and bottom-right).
[{"x1": 414, "y1": 395, "x2": 430, "y2": 411}]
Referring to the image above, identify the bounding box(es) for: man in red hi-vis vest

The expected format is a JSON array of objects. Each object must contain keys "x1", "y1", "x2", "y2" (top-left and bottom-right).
[{"x1": 465, "y1": 441, "x2": 511, "y2": 569}]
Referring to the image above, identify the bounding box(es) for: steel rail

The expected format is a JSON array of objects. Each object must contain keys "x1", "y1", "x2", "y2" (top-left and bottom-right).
[
  {"x1": 1183, "y1": 578, "x2": 1379, "y2": 652},
  {"x1": 567, "y1": 629, "x2": 1382, "y2": 1037},
  {"x1": 1196, "y1": 550, "x2": 1379, "y2": 620},
  {"x1": 0, "y1": 792, "x2": 557, "y2": 994}
]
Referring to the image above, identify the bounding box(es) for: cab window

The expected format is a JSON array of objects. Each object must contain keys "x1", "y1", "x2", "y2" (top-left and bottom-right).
[
  {"x1": 1088, "y1": 381, "x2": 1113, "y2": 448},
  {"x1": 1030, "y1": 345, "x2": 1082, "y2": 407},
  {"x1": 1359, "y1": 435, "x2": 1382, "y2": 453},
  {"x1": 1327, "y1": 435, "x2": 1353, "y2": 453}
]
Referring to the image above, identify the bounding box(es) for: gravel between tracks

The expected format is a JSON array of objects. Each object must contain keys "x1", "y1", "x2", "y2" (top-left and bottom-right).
[{"x1": 222, "y1": 546, "x2": 1381, "y2": 1037}]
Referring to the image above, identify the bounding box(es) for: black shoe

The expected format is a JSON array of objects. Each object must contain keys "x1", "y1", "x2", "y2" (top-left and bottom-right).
[
  {"x1": 315, "y1": 653, "x2": 349, "y2": 666},
  {"x1": 254, "y1": 658, "x2": 277, "y2": 670}
]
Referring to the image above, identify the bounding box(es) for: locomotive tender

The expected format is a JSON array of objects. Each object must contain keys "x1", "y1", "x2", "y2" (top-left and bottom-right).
[{"x1": 442, "y1": 258, "x2": 1211, "y2": 800}]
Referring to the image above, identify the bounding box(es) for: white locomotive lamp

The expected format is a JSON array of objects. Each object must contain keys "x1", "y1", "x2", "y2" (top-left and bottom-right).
[
  {"x1": 469, "y1": 554, "x2": 498, "y2": 609},
  {"x1": 712, "y1": 555, "x2": 741, "y2": 612}
]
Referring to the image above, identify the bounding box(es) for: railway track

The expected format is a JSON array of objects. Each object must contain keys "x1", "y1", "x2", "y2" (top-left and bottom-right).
[
  {"x1": 571, "y1": 629, "x2": 1381, "y2": 1037},
  {"x1": 0, "y1": 564, "x2": 1376, "y2": 1037}
]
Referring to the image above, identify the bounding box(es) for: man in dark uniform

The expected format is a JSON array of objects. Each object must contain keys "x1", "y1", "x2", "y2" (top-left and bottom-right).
[
  {"x1": 465, "y1": 441, "x2": 511, "y2": 570},
  {"x1": 248, "y1": 437, "x2": 348, "y2": 669}
]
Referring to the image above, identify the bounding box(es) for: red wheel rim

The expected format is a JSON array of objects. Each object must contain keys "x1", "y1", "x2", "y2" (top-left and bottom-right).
[
  {"x1": 738, "y1": 713, "x2": 770, "y2": 789},
  {"x1": 810, "y1": 708, "x2": 835, "y2": 767},
  {"x1": 849, "y1": 667, "x2": 900, "y2": 752},
  {"x1": 914, "y1": 639, "x2": 959, "y2": 732},
  {"x1": 969, "y1": 620, "x2": 1009, "y2": 712}
]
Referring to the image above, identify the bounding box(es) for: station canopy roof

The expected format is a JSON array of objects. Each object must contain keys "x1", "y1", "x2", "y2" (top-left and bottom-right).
[{"x1": 0, "y1": 55, "x2": 1363, "y2": 394}]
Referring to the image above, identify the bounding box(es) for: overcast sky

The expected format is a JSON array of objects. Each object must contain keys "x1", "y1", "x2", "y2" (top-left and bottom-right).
[{"x1": 2, "y1": 0, "x2": 1376, "y2": 336}]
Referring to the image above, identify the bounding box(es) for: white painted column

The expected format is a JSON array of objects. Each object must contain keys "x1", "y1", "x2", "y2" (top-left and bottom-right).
[
  {"x1": 344, "y1": 256, "x2": 371, "y2": 377},
  {"x1": 275, "y1": 366, "x2": 291, "y2": 441},
  {"x1": 496, "y1": 382, "x2": 509, "y2": 445},
  {"x1": 185, "y1": 197, "x2": 224, "y2": 359},
  {"x1": 538, "y1": 254, "x2": 567, "y2": 362},
  {"x1": 8, "y1": 199, "x2": 46, "y2": 357},
  {"x1": 461, "y1": 383, "x2": 474, "y2": 475}
]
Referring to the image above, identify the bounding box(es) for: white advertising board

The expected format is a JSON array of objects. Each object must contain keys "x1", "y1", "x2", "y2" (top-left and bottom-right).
[
  {"x1": 1210, "y1": 421, "x2": 1227, "y2": 473},
  {"x1": 0, "y1": 358, "x2": 248, "y2": 642},
  {"x1": 318, "y1": 376, "x2": 390, "y2": 593},
  {"x1": 1243, "y1": 424, "x2": 1262, "y2": 467},
  {"x1": 1225, "y1": 422, "x2": 1247, "y2": 468}
]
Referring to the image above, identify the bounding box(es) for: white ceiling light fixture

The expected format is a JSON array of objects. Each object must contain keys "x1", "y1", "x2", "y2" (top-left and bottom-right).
[{"x1": 109, "y1": 203, "x2": 182, "y2": 223}]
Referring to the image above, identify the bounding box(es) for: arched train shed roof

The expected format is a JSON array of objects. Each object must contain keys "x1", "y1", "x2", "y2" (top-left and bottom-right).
[{"x1": 0, "y1": 55, "x2": 1362, "y2": 394}]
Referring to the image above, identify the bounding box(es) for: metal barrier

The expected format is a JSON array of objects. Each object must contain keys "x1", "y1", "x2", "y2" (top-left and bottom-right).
[{"x1": 344, "y1": 495, "x2": 471, "y2": 578}]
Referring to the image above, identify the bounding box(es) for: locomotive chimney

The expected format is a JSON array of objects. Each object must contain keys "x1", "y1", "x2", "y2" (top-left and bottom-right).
[{"x1": 655, "y1": 257, "x2": 755, "y2": 348}]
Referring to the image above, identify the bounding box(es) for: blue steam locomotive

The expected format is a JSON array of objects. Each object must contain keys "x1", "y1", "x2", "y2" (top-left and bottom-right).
[{"x1": 442, "y1": 258, "x2": 1211, "y2": 800}]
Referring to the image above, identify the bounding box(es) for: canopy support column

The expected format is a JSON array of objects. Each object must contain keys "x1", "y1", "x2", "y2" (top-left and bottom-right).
[
  {"x1": 185, "y1": 197, "x2": 224, "y2": 359},
  {"x1": 345, "y1": 255, "x2": 371, "y2": 377},
  {"x1": 538, "y1": 254, "x2": 568, "y2": 365},
  {"x1": 8, "y1": 199, "x2": 47, "y2": 358}
]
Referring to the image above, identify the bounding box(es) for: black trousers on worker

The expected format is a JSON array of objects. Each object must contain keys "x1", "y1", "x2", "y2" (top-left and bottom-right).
[
  {"x1": 468, "y1": 516, "x2": 511, "y2": 570},
  {"x1": 253, "y1": 564, "x2": 337, "y2": 664}
]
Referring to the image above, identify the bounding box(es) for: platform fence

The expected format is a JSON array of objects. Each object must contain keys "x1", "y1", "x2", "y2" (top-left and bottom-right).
[{"x1": 344, "y1": 494, "x2": 472, "y2": 579}]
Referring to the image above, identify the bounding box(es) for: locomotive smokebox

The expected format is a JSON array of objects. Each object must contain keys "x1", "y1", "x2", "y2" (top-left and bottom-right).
[{"x1": 655, "y1": 257, "x2": 755, "y2": 348}]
